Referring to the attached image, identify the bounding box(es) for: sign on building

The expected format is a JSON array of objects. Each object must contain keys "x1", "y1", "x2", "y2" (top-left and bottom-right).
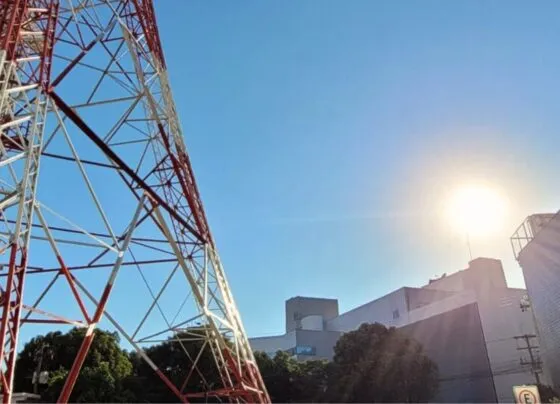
[{"x1": 513, "y1": 385, "x2": 541, "y2": 404}]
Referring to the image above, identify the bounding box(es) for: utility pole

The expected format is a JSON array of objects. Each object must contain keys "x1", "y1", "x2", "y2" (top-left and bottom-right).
[
  {"x1": 33, "y1": 344, "x2": 48, "y2": 395},
  {"x1": 515, "y1": 334, "x2": 542, "y2": 385}
]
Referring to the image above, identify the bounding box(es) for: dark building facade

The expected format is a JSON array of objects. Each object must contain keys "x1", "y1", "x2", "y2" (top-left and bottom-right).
[{"x1": 401, "y1": 303, "x2": 495, "y2": 402}]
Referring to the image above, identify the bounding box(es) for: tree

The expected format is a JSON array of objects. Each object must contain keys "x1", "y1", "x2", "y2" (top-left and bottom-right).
[
  {"x1": 128, "y1": 327, "x2": 223, "y2": 403},
  {"x1": 14, "y1": 328, "x2": 135, "y2": 402},
  {"x1": 254, "y1": 351, "x2": 328, "y2": 403},
  {"x1": 538, "y1": 384, "x2": 560, "y2": 403},
  {"x1": 14, "y1": 326, "x2": 235, "y2": 403},
  {"x1": 297, "y1": 358, "x2": 330, "y2": 402},
  {"x1": 324, "y1": 323, "x2": 438, "y2": 403}
]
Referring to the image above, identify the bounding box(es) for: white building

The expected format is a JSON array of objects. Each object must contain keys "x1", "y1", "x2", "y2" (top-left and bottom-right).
[{"x1": 250, "y1": 258, "x2": 544, "y2": 403}]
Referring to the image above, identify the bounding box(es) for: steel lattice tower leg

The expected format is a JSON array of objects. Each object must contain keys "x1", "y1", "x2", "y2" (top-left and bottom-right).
[
  {"x1": 0, "y1": 1, "x2": 57, "y2": 401},
  {"x1": 0, "y1": 1, "x2": 270, "y2": 402}
]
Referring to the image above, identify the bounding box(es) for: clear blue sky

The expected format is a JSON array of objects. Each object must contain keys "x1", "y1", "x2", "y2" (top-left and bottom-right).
[{"x1": 151, "y1": 0, "x2": 560, "y2": 338}]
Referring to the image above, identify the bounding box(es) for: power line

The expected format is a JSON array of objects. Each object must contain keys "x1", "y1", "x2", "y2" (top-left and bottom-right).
[{"x1": 514, "y1": 334, "x2": 542, "y2": 385}]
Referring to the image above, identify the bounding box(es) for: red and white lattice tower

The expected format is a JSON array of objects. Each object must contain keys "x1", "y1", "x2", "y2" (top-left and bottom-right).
[{"x1": 0, "y1": 1, "x2": 269, "y2": 402}]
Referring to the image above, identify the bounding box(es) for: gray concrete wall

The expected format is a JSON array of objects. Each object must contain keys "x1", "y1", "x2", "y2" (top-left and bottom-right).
[
  {"x1": 424, "y1": 258, "x2": 507, "y2": 293},
  {"x1": 248, "y1": 329, "x2": 340, "y2": 360},
  {"x1": 293, "y1": 329, "x2": 341, "y2": 360},
  {"x1": 405, "y1": 287, "x2": 456, "y2": 311},
  {"x1": 285, "y1": 297, "x2": 338, "y2": 333},
  {"x1": 476, "y1": 288, "x2": 546, "y2": 400},
  {"x1": 250, "y1": 331, "x2": 296, "y2": 356},
  {"x1": 465, "y1": 258, "x2": 508, "y2": 291},
  {"x1": 402, "y1": 303, "x2": 497, "y2": 403},
  {"x1": 518, "y1": 213, "x2": 560, "y2": 388}
]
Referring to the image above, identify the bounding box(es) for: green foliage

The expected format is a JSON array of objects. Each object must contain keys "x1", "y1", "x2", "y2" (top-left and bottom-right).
[
  {"x1": 41, "y1": 362, "x2": 137, "y2": 403},
  {"x1": 254, "y1": 351, "x2": 328, "y2": 403},
  {"x1": 15, "y1": 326, "x2": 226, "y2": 403},
  {"x1": 254, "y1": 323, "x2": 437, "y2": 403},
  {"x1": 127, "y1": 328, "x2": 222, "y2": 403},
  {"x1": 15, "y1": 328, "x2": 134, "y2": 402},
  {"x1": 15, "y1": 323, "x2": 438, "y2": 403},
  {"x1": 324, "y1": 323, "x2": 439, "y2": 403}
]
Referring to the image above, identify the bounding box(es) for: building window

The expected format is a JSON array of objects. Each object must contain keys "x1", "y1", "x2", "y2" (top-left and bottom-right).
[{"x1": 392, "y1": 309, "x2": 400, "y2": 320}]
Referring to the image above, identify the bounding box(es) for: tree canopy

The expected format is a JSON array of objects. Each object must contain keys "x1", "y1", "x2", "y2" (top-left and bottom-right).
[
  {"x1": 254, "y1": 323, "x2": 438, "y2": 403},
  {"x1": 128, "y1": 327, "x2": 222, "y2": 403},
  {"x1": 14, "y1": 328, "x2": 135, "y2": 402},
  {"x1": 254, "y1": 351, "x2": 328, "y2": 403},
  {"x1": 15, "y1": 327, "x2": 226, "y2": 403},
  {"x1": 324, "y1": 322, "x2": 439, "y2": 403},
  {"x1": 14, "y1": 323, "x2": 438, "y2": 403}
]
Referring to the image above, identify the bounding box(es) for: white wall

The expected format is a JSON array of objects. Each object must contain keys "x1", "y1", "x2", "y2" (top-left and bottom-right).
[
  {"x1": 249, "y1": 331, "x2": 296, "y2": 356},
  {"x1": 326, "y1": 288, "x2": 409, "y2": 332}
]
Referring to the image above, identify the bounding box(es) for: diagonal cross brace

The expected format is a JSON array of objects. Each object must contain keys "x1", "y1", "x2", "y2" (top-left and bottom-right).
[{"x1": 48, "y1": 91, "x2": 204, "y2": 243}]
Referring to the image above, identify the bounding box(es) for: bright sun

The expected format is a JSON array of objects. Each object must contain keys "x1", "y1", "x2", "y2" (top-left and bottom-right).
[{"x1": 445, "y1": 185, "x2": 508, "y2": 237}]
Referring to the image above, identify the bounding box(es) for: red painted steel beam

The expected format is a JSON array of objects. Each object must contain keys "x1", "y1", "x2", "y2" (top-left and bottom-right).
[
  {"x1": 57, "y1": 198, "x2": 144, "y2": 402},
  {"x1": 55, "y1": 255, "x2": 91, "y2": 323},
  {"x1": 21, "y1": 319, "x2": 80, "y2": 325},
  {"x1": 0, "y1": 0, "x2": 26, "y2": 61},
  {"x1": 122, "y1": 0, "x2": 213, "y2": 246},
  {"x1": 129, "y1": 0, "x2": 165, "y2": 68},
  {"x1": 0, "y1": 2, "x2": 59, "y2": 401},
  {"x1": 154, "y1": 122, "x2": 210, "y2": 244},
  {"x1": 121, "y1": 1, "x2": 270, "y2": 401},
  {"x1": 0, "y1": 258, "x2": 179, "y2": 276}
]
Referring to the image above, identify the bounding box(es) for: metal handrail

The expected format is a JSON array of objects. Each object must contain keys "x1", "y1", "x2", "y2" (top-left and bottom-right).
[{"x1": 511, "y1": 213, "x2": 558, "y2": 260}]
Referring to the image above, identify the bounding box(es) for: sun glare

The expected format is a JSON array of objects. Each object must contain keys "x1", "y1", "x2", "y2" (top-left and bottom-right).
[{"x1": 445, "y1": 185, "x2": 508, "y2": 237}]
